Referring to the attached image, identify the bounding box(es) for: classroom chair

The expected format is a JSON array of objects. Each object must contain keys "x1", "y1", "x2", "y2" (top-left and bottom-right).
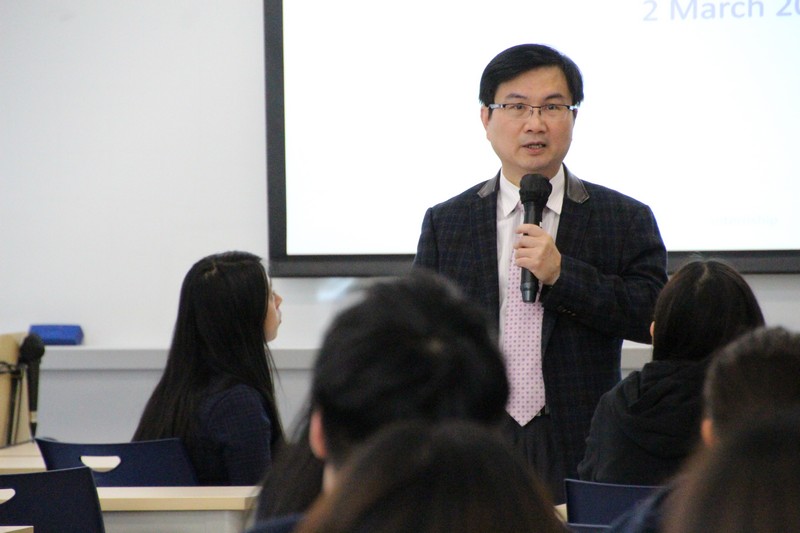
[
  {"x1": 0, "y1": 465, "x2": 105, "y2": 533},
  {"x1": 564, "y1": 478, "x2": 659, "y2": 526},
  {"x1": 35, "y1": 437, "x2": 198, "y2": 487}
]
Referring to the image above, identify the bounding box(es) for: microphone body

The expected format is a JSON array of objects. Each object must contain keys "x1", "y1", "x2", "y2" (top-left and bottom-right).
[
  {"x1": 519, "y1": 174, "x2": 553, "y2": 303},
  {"x1": 19, "y1": 333, "x2": 45, "y2": 436}
]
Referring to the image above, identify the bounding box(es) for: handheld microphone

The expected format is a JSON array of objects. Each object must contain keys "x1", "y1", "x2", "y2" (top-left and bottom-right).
[
  {"x1": 19, "y1": 333, "x2": 45, "y2": 436},
  {"x1": 519, "y1": 174, "x2": 553, "y2": 303}
]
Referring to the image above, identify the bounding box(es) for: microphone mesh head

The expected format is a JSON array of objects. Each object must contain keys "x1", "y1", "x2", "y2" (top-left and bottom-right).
[
  {"x1": 519, "y1": 174, "x2": 552, "y2": 206},
  {"x1": 19, "y1": 333, "x2": 46, "y2": 364}
]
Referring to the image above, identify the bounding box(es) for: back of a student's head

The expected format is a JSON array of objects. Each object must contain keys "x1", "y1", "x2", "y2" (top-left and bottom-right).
[
  {"x1": 296, "y1": 420, "x2": 567, "y2": 533},
  {"x1": 665, "y1": 409, "x2": 800, "y2": 533},
  {"x1": 651, "y1": 259, "x2": 764, "y2": 362},
  {"x1": 703, "y1": 326, "x2": 800, "y2": 440},
  {"x1": 311, "y1": 270, "x2": 509, "y2": 466}
]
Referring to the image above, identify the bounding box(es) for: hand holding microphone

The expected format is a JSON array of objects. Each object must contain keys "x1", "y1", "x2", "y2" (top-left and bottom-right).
[{"x1": 518, "y1": 174, "x2": 553, "y2": 303}]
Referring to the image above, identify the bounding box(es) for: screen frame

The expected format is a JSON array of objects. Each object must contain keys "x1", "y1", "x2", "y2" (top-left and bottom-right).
[
  {"x1": 264, "y1": 0, "x2": 800, "y2": 277},
  {"x1": 263, "y1": 0, "x2": 413, "y2": 277}
]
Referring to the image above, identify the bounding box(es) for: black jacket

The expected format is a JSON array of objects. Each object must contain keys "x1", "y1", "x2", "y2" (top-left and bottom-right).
[{"x1": 577, "y1": 359, "x2": 708, "y2": 485}]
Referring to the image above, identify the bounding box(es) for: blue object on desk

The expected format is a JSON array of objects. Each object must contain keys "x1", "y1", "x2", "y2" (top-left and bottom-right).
[{"x1": 29, "y1": 324, "x2": 84, "y2": 345}]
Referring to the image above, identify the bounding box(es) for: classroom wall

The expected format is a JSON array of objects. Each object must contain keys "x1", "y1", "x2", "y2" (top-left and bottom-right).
[
  {"x1": 0, "y1": 1, "x2": 270, "y2": 347},
  {"x1": 3, "y1": 2, "x2": 800, "y2": 442}
]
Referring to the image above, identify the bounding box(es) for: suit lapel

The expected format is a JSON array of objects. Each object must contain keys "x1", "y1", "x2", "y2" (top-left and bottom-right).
[
  {"x1": 543, "y1": 168, "x2": 591, "y2": 350},
  {"x1": 555, "y1": 196, "x2": 589, "y2": 260}
]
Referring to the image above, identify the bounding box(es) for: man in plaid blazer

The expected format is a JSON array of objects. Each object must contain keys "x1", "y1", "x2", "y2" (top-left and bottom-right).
[{"x1": 413, "y1": 44, "x2": 667, "y2": 502}]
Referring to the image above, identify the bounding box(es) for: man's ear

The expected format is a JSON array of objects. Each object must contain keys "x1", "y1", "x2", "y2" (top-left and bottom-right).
[
  {"x1": 480, "y1": 105, "x2": 491, "y2": 133},
  {"x1": 308, "y1": 408, "x2": 328, "y2": 460}
]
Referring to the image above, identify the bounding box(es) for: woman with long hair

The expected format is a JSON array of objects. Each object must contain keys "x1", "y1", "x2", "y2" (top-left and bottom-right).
[{"x1": 133, "y1": 251, "x2": 284, "y2": 485}]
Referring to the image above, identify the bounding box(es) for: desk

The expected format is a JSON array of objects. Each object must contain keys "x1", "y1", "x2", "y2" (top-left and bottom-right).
[
  {"x1": 0, "y1": 443, "x2": 258, "y2": 533},
  {"x1": 0, "y1": 456, "x2": 44, "y2": 475},
  {"x1": 0, "y1": 528, "x2": 33, "y2": 533},
  {"x1": 0, "y1": 442, "x2": 44, "y2": 474},
  {"x1": 0, "y1": 443, "x2": 39, "y2": 457},
  {"x1": 99, "y1": 486, "x2": 258, "y2": 533}
]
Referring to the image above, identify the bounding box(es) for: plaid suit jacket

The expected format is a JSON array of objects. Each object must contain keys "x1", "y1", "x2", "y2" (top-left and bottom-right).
[{"x1": 413, "y1": 167, "x2": 668, "y2": 478}]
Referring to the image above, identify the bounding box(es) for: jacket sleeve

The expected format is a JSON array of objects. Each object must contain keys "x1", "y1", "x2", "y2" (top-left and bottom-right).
[{"x1": 413, "y1": 207, "x2": 439, "y2": 271}]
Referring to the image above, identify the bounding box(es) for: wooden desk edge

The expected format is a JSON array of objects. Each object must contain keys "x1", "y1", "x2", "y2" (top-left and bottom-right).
[
  {"x1": 555, "y1": 503, "x2": 567, "y2": 521},
  {"x1": 0, "y1": 457, "x2": 46, "y2": 474},
  {"x1": 98, "y1": 486, "x2": 259, "y2": 512},
  {"x1": 0, "y1": 441, "x2": 40, "y2": 457}
]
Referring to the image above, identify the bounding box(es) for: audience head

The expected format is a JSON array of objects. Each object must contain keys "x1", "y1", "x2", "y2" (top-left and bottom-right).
[
  {"x1": 479, "y1": 43, "x2": 584, "y2": 108},
  {"x1": 309, "y1": 270, "x2": 509, "y2": 470},
  {"x1": 651, "y1": 259, "x2": 764, "y2": 362},
  {"x1": 134, "y1": 250, "x2": 283, "y2": 442},
  {"x1": 701, "y1": 326, "x2": 800, "y2": 443},
  {"x1": 665, "y1": 409, "x2": 800, "y2": 533},
  {"x1": 296, "y1": 420, "x2": 566, "y2": 533},
  {"x1": 174, "y1": 250, "x2": 281, "y2": 351}
]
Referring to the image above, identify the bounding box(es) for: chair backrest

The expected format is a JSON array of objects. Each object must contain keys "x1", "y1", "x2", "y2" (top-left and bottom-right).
[
  {"x1": 0, "y1": 466, "x2": 105, "y2": 533},
  {"x1": 564, "y1": 478, "x2": 659, "y2": 526},
  {"x1": 35, "y1": 437, "x2": 198, "y2": 487}
]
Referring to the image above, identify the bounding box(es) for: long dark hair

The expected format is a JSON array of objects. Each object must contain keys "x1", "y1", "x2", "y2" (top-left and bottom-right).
[
  {"x1": 255, "y1": 405, "x2": 324, "y2": 520},
  {"x1": 133, "y1": 251, "x2": 284, "y2": 446}
]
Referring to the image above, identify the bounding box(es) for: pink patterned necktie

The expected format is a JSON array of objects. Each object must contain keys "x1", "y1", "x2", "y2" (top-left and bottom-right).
[{"x1": 503, "y1": 207, "x2": 546, "y2": 426}]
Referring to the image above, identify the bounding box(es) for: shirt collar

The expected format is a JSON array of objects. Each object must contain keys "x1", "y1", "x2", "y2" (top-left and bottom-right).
[{"x1": 499, "y1": 166, "x2": 566, "y2": 217}]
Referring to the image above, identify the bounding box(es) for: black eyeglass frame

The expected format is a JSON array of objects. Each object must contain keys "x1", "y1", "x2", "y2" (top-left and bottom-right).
[{"x1": 487, "y1": 103, "x2": 579, "y2": 118}]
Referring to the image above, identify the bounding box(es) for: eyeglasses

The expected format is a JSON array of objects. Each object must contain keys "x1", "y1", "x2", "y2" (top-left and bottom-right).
[{"x1": 487, "y1": 103, "x2": 578, "y2": 121}]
